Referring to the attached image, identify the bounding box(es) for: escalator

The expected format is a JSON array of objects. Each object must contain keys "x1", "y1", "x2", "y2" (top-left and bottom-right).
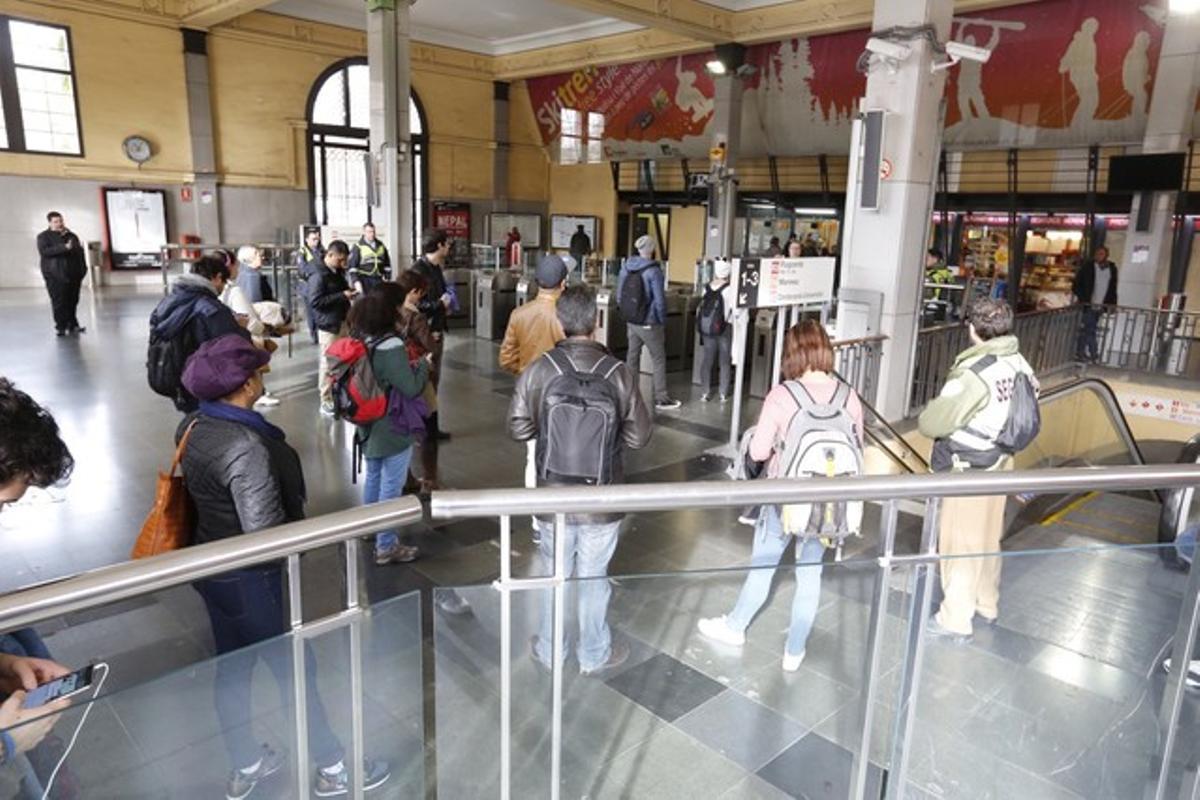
[{"x1": 858, "y1": 377, "x2": 1199, "y2": 551}]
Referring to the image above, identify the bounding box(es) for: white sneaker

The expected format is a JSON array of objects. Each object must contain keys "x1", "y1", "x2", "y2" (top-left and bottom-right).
[
  {"x1": 782, "y1": 650, "x2": 806, "y2": 672},
  {"x1": 697, "y1": 616, "x2": 745, "y2": 647},
  {"x1": 255, "y1": 392, "x2": 281, "y2": 408}
]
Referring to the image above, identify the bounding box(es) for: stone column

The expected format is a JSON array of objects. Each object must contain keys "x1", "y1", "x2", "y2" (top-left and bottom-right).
[
  {"x1": 1118, "y1": 9, "x2": 1200, "y2": 307},
  {"x1": 367, "y1": 0, "x2": 415, "y2": 264},
  {"x1": 182, "y1": 29, "x2": 221, "y2": 243},
  {"x1": 838, "y1": 0, "x2": 954, "y2": 420}
]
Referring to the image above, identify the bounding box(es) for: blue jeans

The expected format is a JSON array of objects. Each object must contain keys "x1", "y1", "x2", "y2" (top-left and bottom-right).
[
  {"x1": 727, "y1": 505, "x2": 826, "y2": 657},
  {"x1": 362, "y1": 447, "x2": 414, "y2": 555},
  {"x1": 532, "y1": 519, "x2": 621, "y2": 672},
  {"x1": 0, "y1": 629, "x2": 52, "y2": 660},
  {"x1": 1077, "y1": 306, "x2": 1102, "y2": 360},
  {"x1": 194, "y1": 568, "x2": 343, "y2": 771}
]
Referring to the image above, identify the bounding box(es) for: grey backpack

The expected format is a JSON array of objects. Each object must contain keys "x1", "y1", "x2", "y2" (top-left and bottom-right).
[{"x1": 776, "y1": 381, "x2": 864, "y2": 541}]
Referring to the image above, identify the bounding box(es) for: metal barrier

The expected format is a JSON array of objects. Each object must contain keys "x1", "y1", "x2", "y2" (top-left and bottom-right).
[
  {"x1": 909, "y1": 303, "x2": 1200, "y2": 416},
  {"x1": 429, "y1": 464, "x2": 1200, "y2": 800},
  {"x1": 834, "y1": 334, "x2": 887, "y2": 409}
]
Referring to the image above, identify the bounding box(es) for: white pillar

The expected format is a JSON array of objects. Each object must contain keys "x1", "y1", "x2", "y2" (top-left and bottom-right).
[
  {"x1": 367, "y1": 0, "x2": 415, "y2": 264},
  {"x1": 1119, "y1": 9, "x2": 1200, "y2": 308},
  {"x1": 839, "y1": 0, "x2": 954, "y2": 421},
  {"x1": 705, "y1": 71, "x2": 744, "y2": 260}
]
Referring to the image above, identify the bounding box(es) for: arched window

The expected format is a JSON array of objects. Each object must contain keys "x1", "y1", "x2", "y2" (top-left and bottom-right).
[{"x1": 307, "y1": 58, "x2": 427, "y2": 253}]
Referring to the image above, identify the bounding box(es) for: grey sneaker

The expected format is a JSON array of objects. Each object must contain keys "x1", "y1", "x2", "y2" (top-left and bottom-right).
[
  {"x1": 225, "y1": 744, "x2": 285, "y2": 800},
  {"x1": 436, "y1": 591, "x2": 472, "y2": 616},
  {"x1": 313, "y1": 759, "x2": 390, "y2": 797},
  {"x1": 580, "y1": 639, "x2": 630, "y2": 677},
  {"x1": 700, "y1": 392, "x2": 712, "y2": 402},
  {"x1": 655, "y1": 398, "x2": 682, "y2": 411}
]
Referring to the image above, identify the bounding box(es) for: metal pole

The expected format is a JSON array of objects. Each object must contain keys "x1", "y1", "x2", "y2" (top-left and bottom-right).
[
  {"x1": 728, "y1": 309, "x2": 749, "y2": 449},
  {"x1": 499, "y1": 515, "x2": 512, "y2": 800},
  {"x1": 344, "y1": 538, "x2": 364, "y2": 799},
  {"x1": 885, "y1": 496, "x2": 942, "y2": 800},
  {"x1": 288, "y1": 554, "x2": 310, "y2": 796},
  {"x1": 1153, "y1": 545, "x2": 1200, "y2": 800},
  {"x1": 550, "y1": 512, "x2": 567, "y2": 800},
  {"x1": 850, "y1": 499, "x2": 899, "y2": 799},
  {"x1": 771, "y1": 306, "x2": 786, "y2": 386}
]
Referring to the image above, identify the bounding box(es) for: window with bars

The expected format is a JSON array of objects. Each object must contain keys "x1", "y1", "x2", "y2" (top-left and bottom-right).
[
  {"x1": 0, "y1": 15, "x2": 82, "y2": 155},
  {"x1": 558, "y1": 109, "x2": 605, "y2": 165},
  {"x1": 307, "y1": 59, "x2": 426, "y2": 253}
]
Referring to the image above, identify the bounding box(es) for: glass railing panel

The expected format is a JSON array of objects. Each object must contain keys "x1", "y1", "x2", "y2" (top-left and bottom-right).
[
  {"x1": 903, "y1": 543, "x2": 1193, "y2": 800},
  {"x1": 0, "y1": 588, "x2": 422, "y2": 799},
  {"x1": 434, "y1": 505, "x2": 922, "y2": 799}
]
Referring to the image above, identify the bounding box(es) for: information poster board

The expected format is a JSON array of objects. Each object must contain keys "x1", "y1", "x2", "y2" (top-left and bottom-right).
[
  {"x1": 733, "y1": 257, "x2": 836, "y2": 309},
  {"x1": 550, "y1": 215, "x2": 599, "y2": 250},
  {"x1": 488, "y1": 213, "x2": 541, "y2": 248},
  {"x1": 433, "y1": 201, "x2": 472, "y2": 265},
  {"x1": 103, "y1": 188, "x2": 168, "y2": 269}
]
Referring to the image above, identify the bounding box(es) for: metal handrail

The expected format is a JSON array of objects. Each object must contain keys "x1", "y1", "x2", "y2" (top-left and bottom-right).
[
  {"x1": 431, "y1": 464, "x2": 1200, "y2": 519},
  {"x1": 0, "y1": 497, "x2": 423, "y2": 632},
  {"x1": 1038, "y1": 378, "x2": 1150, "y2": 469}
]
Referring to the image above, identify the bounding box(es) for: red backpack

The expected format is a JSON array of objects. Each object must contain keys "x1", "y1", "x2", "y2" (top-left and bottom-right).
[{"x1": 324, "y1": 336, "x2": 390, "y2": 424}]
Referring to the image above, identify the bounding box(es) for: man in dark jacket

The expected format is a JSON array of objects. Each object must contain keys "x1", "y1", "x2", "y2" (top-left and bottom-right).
[
  {"x1": 569, "y1": 224, "x2": 592, "y2": 270},
  {"x1": 297, "y1": 227, "x2": 324, "y2": 344},
  {"x1": 148, "y1": 255, "x2": 249, "y2": 412},
  {"x1": 309, "y1": 240, "x2": 355, "y2": 416},
  {"x1": 36, "y1": 211, "x2": 88, "y2": 337},
  {"x1": 1072, "y1": 246, "x2": 1119, "y2": 362},
  {"x1": 412, "y1": 228, "x2": 454, "y2": 439},
  {"x1": 509, "y1": 284, "x2": 653, "y2": 676},
  {"x1": 177, "y1": 335, "x2": 390, "y2": 798},
  {"x1": 616, "y1": 234, "x2": 680, "y2": 410},
  {"x1": 347, "y1": 222, "x2": 391, "y2": 296}
]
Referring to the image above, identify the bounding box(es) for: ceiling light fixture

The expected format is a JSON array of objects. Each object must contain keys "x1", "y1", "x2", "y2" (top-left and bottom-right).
[
  {"x1": 1169, "y1": 0, "x2": 1200, "y2": 13},
  {"x1": 704, "y1": 43, "x2": 755, "y2": 78}
]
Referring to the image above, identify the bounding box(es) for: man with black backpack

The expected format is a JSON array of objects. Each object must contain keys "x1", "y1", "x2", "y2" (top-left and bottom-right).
[
  {"x1": 148, "y1": 255, "x2": 249, "y2": 412},
  {"x1": 919, "y1": 297, "x2": 1040, "y2": 640},
  {"x1": 617, "y1": 235, "x2": 680, "y2": 411},
  {"x1": 509, "y1": 285, "x2": 652, "y2": 675},
  {"x1": 309, "y1": 240, "x2": 356, "y2": 417},
  {"x1": 696, "y1": 260, "x2": 735, "y2": 402}
]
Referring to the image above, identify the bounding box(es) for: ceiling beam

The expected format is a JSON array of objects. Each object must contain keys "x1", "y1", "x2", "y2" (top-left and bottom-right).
[
  {"x1": 180, "y1": 0, "x2": 276, "y2": 29},
  {"x1": 545, "y1": 0, "x2": 734, "y2": 44}
]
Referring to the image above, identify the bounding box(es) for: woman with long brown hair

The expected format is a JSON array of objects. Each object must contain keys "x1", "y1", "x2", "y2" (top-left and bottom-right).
[{"x1": 698, "y1": 320, "x2": 864, "y2": 672}]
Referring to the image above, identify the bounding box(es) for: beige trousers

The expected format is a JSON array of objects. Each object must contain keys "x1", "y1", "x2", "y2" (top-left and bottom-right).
[
  {"x1": 317, "y1": 323, "x2": 348, "y2": 406},
  {"x1": 934, "y1": 473, "x2": 1010, "y2": 634}
]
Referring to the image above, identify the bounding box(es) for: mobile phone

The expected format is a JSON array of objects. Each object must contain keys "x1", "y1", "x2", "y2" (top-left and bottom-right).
[{"x1": 21, "y1": 665, "x2": 99, "y2": 709}]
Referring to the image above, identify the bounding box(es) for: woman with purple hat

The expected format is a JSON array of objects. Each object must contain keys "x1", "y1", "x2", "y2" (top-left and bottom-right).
[{"x1": 178, "y1": 334, "x2": 391, "y2": 799}]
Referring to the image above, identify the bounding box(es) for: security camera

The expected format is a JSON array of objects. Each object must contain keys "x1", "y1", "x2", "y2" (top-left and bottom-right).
[
  {"x1": 865, "y1": 37, "x2": 912, "y2": 61},
  {"x1": 945, "y1": 40, "x2": 992, "y2": 63}
]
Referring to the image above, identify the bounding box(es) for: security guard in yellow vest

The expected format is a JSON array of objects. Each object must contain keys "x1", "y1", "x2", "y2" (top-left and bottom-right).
[{"x1": 348, "y1": 222, "x2": 391, "y2": 295}]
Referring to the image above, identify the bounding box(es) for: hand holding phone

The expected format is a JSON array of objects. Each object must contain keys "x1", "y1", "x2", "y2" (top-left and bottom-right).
[
  {"x1": 0, "y1": 654, "x2": 69, "y2": 695},
  {"x1": 21, "y1": 665, "x2": 97, "y2": 710},
  {"x1": 0, "y1": 692, "x2": 65, "y2": 756}
]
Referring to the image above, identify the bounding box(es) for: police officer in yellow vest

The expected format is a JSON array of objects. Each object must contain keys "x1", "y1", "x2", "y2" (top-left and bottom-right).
[{"x1": 348, "y1": 222, "x2": 391, "y2": 295}]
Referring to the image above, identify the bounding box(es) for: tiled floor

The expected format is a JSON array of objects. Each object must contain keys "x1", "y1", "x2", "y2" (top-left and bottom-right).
[{"x1": 0, "y1": 285, "x2": 1196, "y2": 798}]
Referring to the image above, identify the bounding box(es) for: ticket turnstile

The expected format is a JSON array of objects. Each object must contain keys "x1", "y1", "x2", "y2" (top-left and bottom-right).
[
  {"x1": 475, "y1": 270, "x2": 518, "y2": 340},
  {"x1": 444, "y1": 267, "x2": 475, "y2": 330},
  {"x1": 594, "y1": 287, "x2": 627, "y2": 355},
  {"x1": 749, "y1": 309, "x2": 778, "y2": 398}
]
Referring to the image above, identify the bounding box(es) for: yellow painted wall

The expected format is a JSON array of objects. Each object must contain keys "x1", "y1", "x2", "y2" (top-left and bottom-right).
[
  {"x1": 549, "y1": 162, "x2": 617, "y2": 256},
  {"x1": 413, "y1": 70, "x2": 495, "y2": 199},
  {"x1": 0, "y1": 3, "x2": 191, "y2": 183},
  {"x1": 667, "y1": 204, "x2": 706, "y2": 283},
  {"x1": 508, "y1": 81, "x2": 549, "y2": 202}
]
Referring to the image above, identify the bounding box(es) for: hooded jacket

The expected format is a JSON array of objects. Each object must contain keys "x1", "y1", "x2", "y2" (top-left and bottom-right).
[
  {"x1": 918, "y1": 335, "x2": 1038, "y2": 472},
  {"x1": 617, "y1": 257, "x2": 667, "y2": 326},
  {"x1": 149, "y1": 273, "x2": 247, "y2": 347}
]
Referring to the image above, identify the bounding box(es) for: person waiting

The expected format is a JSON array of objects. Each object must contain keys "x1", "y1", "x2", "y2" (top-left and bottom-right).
[
  {"x1": 308, "y1": 240, "x2": 356, "y2": 417},
  {"x1": 177, "y1": 335, "x2": 391, "y2": 798},
  {"x1": 698, "y1": 321, "x2": 865, "y2": 671},
  {"x1": 348, "y1": 222, "x2": 391, "y2": 296},
  {"x1": 1072, "y1": 245, "x2": 1118, "y2": 362},
  {"x1": 696, "y1": 260, "x2": 735, "y2": 403}
]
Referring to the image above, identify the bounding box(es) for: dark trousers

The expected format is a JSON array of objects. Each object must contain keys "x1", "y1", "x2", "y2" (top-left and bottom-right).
[
  {"x1": 699, "y1": 329, "x2": 733, "y2": 397},
  {"x1": 1076, "y1": 306, "x2": 1102, "y2": 361},
  {"x1": 41, "y1": 269, "x2": 82, "y2": 333},
  {"x1": 194, "y1": 568, "x2": 344, "y2": 771}
]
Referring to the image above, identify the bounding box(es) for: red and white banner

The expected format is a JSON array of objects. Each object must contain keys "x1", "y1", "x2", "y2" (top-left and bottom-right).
[{"x1": 525, "y1": 0, "x2": 1195, "y2": 159}]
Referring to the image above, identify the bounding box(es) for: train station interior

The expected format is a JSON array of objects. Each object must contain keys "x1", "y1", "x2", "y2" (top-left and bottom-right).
[{"x1": 0, "y1": 0, "x2": 1199, "y2": 797}]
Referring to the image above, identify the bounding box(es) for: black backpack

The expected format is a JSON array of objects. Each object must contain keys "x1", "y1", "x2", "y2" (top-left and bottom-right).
[
  {"x1": 147, "y1": 326, "x2": 197, "y2": 411},
  {"x1": 969, "y1": 354, "x2": 1041, "y2": 454},
  {"x1": 535, "y1": 349, "x2": 624, "y2": 486},
  {"x1": 618, "y1": 267, "x2": 652, "y2": 325},
  {"x1": 696, "y1": 285, "x2": 727, "y2": 337}
]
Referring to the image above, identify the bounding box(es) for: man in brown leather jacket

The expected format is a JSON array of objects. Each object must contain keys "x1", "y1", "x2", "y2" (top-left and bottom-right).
[
  {"x1": 499, "y1": 254, "x2": 567, "y2": 375},
  {"x1": 509, "y1": 285, "x2": 652, "y2": 676}
]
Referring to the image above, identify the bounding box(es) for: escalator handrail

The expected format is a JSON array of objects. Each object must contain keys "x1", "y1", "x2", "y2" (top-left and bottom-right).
[
  {"x1": 1037, "y1": 377, "x2": 1165, "y2": 504},
  {"x1": 1160, "y1": 433, "x2": 1200, "y2": 547}
]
